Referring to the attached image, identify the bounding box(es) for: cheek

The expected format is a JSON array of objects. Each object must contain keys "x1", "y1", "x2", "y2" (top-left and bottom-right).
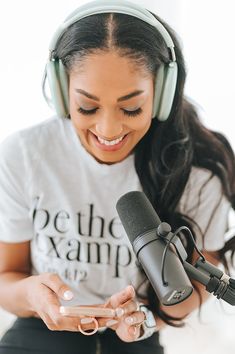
[
  {"x1": 70, "y1": 109, "x2": 91, "y2": 131},
  {"x1": 130, "y1": 116, "x2": 152, "y2": 135},
  {"x1": 70, "y1": 102, "x2": 95, "y2": 131},
  {"x1": 74, "y1": 118, "x2": 91, "y2": 131}
]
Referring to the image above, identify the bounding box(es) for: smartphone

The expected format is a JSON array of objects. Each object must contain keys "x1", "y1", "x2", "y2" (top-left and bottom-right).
[{"x1": 60, "y1": 306, "x2": 117, "y2": 318}]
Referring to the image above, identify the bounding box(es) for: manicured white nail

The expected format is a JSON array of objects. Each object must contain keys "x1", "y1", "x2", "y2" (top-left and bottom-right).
[
  {"x1": 106, "y1": 319, "x2": 118, "y2": 327},
  {"x1": 63, "y1": 290, "x2": 74, "y2": 300},
  {"x1": 127, "y1": 285, "x2": 135, "y2": 296},
  {"x1": 59, "y1": 306, "x2": 65, "y2": 314},
  {"x1": 80, "y1": 317, "x2": 95, "y2": 324},
  {"x1": 116, "y1": 307, "x2": 125, "y2": 317},
  {"x1": 125, "y1": 316, "x2": 134, "y2": 325}
]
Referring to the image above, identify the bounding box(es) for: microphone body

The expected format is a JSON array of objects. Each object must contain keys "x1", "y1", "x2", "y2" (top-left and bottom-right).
[{"x1": 116, "y1": 191, "x2": 193, "y2": 305}]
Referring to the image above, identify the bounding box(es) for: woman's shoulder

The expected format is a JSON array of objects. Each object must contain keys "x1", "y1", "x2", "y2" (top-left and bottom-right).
[
  {"x1": 186, "y1": 166, "x2": 222, "y2": 191},
  {"x1": 0, "y1": 117, "x2": 67, "y2": 159},
  {"x1": 179, "y1": 166, "x2": 225, "y2": 214}
]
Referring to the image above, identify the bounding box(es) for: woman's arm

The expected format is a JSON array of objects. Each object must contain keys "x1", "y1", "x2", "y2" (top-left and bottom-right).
[
  {"x1": 0, "y1": 241, "x2": 74, "y2": 321},
  {"x1": 0, "y1": 241, "x2": 35, "y2": 317}
]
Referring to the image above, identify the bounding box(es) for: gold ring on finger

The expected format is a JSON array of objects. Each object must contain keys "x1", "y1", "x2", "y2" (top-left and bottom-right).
[{"x1": 78, "y1": 318, "x2": 99, "y2": 336}]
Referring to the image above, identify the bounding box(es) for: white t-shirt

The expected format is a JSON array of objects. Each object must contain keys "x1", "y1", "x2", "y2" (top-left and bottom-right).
[{"x1": 0, "y1": 117, "x2": 231, "y2": 305}]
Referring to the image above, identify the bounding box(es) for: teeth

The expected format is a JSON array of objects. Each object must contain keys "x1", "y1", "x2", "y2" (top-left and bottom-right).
[{"x1": 97, "y1": 135, "x2": 124, "y2": 146}]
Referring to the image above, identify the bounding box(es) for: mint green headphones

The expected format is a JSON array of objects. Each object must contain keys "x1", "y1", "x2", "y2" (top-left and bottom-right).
[{"x1": 42, "y1": 0, "x2": 178, "y2": 121}]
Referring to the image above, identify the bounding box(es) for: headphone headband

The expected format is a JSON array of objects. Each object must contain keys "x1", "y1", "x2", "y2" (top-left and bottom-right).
[
  {"x1": 44, "y1": 0, "x2": 178, "y2": 121},
  {"x1": 49, "y1": 0, "x2": 176, "y2": 62}
]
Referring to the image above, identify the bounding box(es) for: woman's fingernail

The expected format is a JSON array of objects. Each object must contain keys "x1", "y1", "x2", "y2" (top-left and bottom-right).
[
  {"x1": 127, "y1": 285, "x2": 135, "y2": 296},
  {"x1": 106, "y1": 319, "x2": 118, "y2": 327},
  {"x1": 63, "y1": 290, "x2": 74, "y2": 300},
  {"x1": 125, "y1": 316, "x2": 134, "y2": 325},
  {"x1": 59, "y1": 306, "x2": 65, "y2": 314},
  {"x1": 80, "y1": 317, "x2": 95, "y2": 324},
  {"x1": 115, "y1": 307, "x2": 125, "y2": 317}
]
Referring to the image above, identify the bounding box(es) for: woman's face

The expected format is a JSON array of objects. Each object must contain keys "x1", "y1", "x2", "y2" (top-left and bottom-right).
[{"x1": 69, "y1": 51, "x2": 154, "y2": 164}]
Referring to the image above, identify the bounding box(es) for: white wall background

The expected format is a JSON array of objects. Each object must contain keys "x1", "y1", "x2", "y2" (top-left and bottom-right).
[{"x1": 0, "y1": 1, "x2": 235, "y2": 353}]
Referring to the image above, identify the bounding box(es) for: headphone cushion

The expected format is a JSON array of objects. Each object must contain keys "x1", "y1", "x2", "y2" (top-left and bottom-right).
[
  {"x1": 58, "y1": 60, "x2": 69, "y2": 114},
  {"x1": 46, "y1": 60, "x2": 68, "y2": 118},
  {"x1": 157, "y1": 62, "x2": 178, "y2": 121},
  {"x1": 152, "y1": 64, "x2": 165, "y2": 118}
]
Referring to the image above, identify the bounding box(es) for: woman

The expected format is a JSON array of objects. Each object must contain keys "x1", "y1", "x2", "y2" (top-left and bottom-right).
[{"x1": 0, "y1": 1, "x2": 234, "y2": 353}]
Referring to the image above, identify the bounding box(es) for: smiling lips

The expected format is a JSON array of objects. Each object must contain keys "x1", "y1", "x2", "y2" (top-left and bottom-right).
[
  {"x1": 97, "y1": 135, "x2": 125, "y2": 146},
  {"x1": 90, "y1": 131, "x2": 128, "y2": 151}
]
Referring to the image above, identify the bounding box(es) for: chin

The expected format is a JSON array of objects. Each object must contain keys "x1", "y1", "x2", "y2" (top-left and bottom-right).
[{"x1": 94, "y1": 152, "x2": 128, "y2": 165}]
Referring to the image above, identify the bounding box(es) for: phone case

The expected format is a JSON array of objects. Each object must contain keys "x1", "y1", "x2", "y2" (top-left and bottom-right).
[{"x1": 60, "y1": 306, "x2": 117, "y2": 317}]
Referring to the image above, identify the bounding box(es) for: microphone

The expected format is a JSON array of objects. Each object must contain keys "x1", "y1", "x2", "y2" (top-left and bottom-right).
[
  {"x1": 117, "y1": 191, "x2": 235, "y2": 306},
  {"x1": 116, "y1": 191, "x2": 193, "y2": 305}
]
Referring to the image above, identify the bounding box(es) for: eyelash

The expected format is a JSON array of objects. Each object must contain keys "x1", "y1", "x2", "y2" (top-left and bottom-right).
[{"x1": 77, "y1": 107, "x2": 143, "y2": 117}]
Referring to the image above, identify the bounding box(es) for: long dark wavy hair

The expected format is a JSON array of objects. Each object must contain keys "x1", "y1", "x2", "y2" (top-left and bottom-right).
[{"x1": 55, "y1": 11, "x2": 235, "y2": 326}]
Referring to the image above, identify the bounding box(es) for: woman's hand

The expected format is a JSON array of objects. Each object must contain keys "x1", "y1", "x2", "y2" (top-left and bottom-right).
[
  {"x1": 24, "y1": 274, "x2": 145, "y2": 338},
  {"x1": 24, "y1": 272, "x2": 87, "y2": 331},
  {"x1": 103, "y1": 285, "x2": 146, "y2": 342}
]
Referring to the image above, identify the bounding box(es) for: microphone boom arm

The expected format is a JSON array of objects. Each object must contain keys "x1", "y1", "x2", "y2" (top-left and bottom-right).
[
  {"x1": 161, "y1": 222, "x2": 235, "y2": 306},
  {"x1": 184, "y1": 259, "x2": 235, "y2": 305}
]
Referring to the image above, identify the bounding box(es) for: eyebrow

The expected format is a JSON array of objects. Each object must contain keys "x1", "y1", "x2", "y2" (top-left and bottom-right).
[{"x1": 75, "y1": 89, "x2": 144, "y2": 102}]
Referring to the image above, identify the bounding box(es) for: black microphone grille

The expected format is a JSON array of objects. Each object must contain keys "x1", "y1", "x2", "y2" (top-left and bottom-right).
[{"x1": 116, "y1": 191, "x2": 161, "y2": 243}]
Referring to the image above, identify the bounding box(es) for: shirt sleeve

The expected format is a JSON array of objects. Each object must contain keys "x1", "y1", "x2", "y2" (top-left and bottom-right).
[
  {"x1": 0, "y1": 133, "x2": 33, "y2": 242},
  {"x1": 178, "y1": 167, "x2": 231, "y2": 251}
]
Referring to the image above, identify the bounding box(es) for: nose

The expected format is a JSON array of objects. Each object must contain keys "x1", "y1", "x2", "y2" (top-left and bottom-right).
[{"x1": 95, "y1": 113, "x2": 123, "y2": 139}]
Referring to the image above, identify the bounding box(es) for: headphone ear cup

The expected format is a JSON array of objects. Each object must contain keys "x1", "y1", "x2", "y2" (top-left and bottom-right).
[
  {"x1": 58, "y1": 60, "x2": 69, "y2": 114},
  {"x1": 152, "y1": 64, "x2": 165, "y2": 119},
  {"x1": 46, "y1": 60, "x2": 68, "y2": 118},
  {"x1": 156, "y1": 62, "x2": 178, "y2": 122}
]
